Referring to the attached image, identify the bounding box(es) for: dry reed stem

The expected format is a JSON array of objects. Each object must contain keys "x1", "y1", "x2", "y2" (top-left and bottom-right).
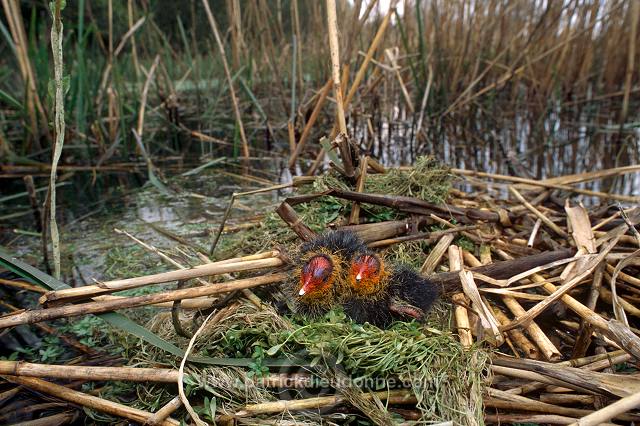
[
  {"x1": 94, "y1": 294, "x2": 219, "y2": 310},
  {"x1": 494, "y1": 356, "x2": 640, "y2": 399},
  {"x1": 326, "y1": 0, "x2": 348, "y2": 137},
  {"x1": 485, "y1": 413, "x2": 590, "y2": 425},
  {"x1": 135, "y1": 55, "x2": 160, "y2": 141},
  {"x1": 384, "y1": 47, "x2": 414, "y2": 113},
  {"x1": 460, "y1": 271, "x2": 503, "y2": 346},
  {"x1": 492, "y1": 306, "x2": 540, "y2": 359},
  {"x1": 288, "y1": 79, "x2": 332, "y2": 169},
  {"x1": 420, "y1": 234, "x2": 454, "y2": 274},
  {"x1": 0, "y1": 273, "x2": 288, "y2": 329},
  {"x1": 619, "y1": 0, "x2": 639, "y2": 130},
  {"x1": 178, "y1": 309, "x2": 217, "y2": 426},
  {"x1": 0, "y1": 361, "x2": 178, "y2": 383},
  {"x1": 509, "y1": 187, "x2": 567, "y2": 238},
  {"x1": 348, "y1": 156, "x2": 368, "y2": 224},
  {"x1": 486, "y1": 387, "x2": 640, "y2": 421},
  {"x1": 540, "y1": 394, "x2": 595, "y2": 405},
  {"x1": 0, "y1": 277, "x2": 46, "y2": 293},
  {"x1": 462, "y1": 250, "x2": 561, "y2": 361},
  {"x1": 450, "y1": 245, "x2": 473, "y2": 347},
  {"x1": 144, "y1": 396, "x2": 182, "y2": 426},
  {"x1": 528, "y1": 219, "x2": 542, "y2": 247},
  {"x1": 502, "y1": 296, "x2": 561, "y2": 362},
  {"x1": 2, "y1": 375, "x2": 179, "y2": 426},
  {"x1": 570, "y1": 390, "x2": 640, "y2": 426},
  {"x1": 1, "y1": 0, "x2": 47, "y2": 138},
  {"x1": 49, "y1": 0, "x2": 65, "y2": 279},
  {"x1": 42, "y1": 257, "x2": 283, "y2": 303}
]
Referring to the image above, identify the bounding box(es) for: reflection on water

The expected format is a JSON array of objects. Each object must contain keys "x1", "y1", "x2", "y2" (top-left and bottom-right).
[
  {"x1": 137, "y1": 205, "x2": 179, "y2": 223},
  {"x1": 350, "y1": 101, "x2": 640, "y2": 198}
]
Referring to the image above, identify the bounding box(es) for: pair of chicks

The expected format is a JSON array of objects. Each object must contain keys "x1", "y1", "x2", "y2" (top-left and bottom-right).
[{"x1": 291, "y1": 230, "x2": 439, "y2": 328}]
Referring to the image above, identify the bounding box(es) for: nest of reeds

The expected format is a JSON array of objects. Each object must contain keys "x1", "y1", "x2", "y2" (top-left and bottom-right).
[
  {"x1": 110, "y1": 156, "x2": 481, "y2": 424},
  {"x1": 130, "y1": 300, "x2": 487, "y2": 425},
  {"x1": 4, "y1": 151, "x2": 640, "y2": 426}
]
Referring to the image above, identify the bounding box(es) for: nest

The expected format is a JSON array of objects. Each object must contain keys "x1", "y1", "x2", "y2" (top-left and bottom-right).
[{"x1": 132, "y1": 301, "x2": 487, "y2": 425}]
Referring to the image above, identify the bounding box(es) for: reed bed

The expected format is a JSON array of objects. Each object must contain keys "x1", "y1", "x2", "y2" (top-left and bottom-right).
[{"x1": 1, "y1": 1, "x2": 638, "y2": 186}]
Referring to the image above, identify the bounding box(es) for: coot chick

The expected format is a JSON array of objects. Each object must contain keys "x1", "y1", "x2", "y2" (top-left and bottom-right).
[
  {"x1": 343, "y1": 252, "x2": 439, "y2": 327},
  {"x1": 289, "y1": 230, "x2": 367, "y2": 318}
]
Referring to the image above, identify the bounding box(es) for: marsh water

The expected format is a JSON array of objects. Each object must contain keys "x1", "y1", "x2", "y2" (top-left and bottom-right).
[{"x1": 2, "y1": 97, "x2": 639, "y2": 284}]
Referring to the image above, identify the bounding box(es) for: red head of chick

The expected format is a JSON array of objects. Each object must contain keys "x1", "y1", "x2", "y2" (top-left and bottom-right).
[
  {"x1": 343, "y1": 252, "x2": 440, "y2": 328},
  {"x1": 290, "y1": 230, "x2": 367, "y2": 318}
]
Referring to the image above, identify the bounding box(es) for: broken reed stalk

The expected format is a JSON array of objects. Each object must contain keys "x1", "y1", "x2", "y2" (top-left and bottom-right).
[
  {"x1": 201, "y1": 0, "x2": 249, "y2": 161},
  {"x1": 2, "y1": 375, "x2": 179, "y2": 426},
  {"x1": 462, "y1": 250, "x2": 561, "y2": 361},
  {"x1": 459, "y1": 270, "x2": 503, "y2": 346},
  {"x1": 0, "y1": 361, "x2": 178, "y2": 383},
  {"x1": 348, "y1": 156, "x2": 368, "y2": 224},
  {"x1": 450, "y1": 245, "x2": 473, "y2": 347},
  {"x1": 570, "y1": 390, "x2": 640, "y2": 426},
  {"x1": 420, "y1": 234, "x2": 454, "y2": 274},
  {"x1": 342, "y1": 219, "x2": 410, "y2": 242},
  {"x1": 0, "y1": 272, "x2": 288, "y2": 329},
  {"x1": 41, "y1": 256, "x2": 284, "y2": 303}
]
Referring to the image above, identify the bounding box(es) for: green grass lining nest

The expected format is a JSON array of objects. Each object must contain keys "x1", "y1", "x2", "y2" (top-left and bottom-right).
[
  {"x1": 215, "y1": 156, "x2": 454, "y2": 260},
  {"x1": 128, "y1": 302, "x2": 487, "y2": 425}
]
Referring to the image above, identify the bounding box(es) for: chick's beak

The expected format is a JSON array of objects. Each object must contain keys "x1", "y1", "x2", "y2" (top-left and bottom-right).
[
  {"x1": 299, "y1": 273, "x2": 314, "y2": 296},
  {"x1": 355, "y1": 264, "x2": 367, "y2": 281}
]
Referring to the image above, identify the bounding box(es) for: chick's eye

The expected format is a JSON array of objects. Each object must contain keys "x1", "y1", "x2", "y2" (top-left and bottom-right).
[
  {"x1": 314, "y1": 267, "x2": 330, "y2": 281},
  {"x1": 306, "y1": 255, "x2": 333, "y2": 281}
]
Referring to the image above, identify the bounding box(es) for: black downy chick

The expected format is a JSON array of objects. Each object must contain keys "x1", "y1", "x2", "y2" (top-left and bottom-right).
[
  {"x1": 343, "y1": 251, "x2": 440, "y2": 328},
  {"x1": 288, "y1": 230, "x2": 367, "y2": 318}
]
